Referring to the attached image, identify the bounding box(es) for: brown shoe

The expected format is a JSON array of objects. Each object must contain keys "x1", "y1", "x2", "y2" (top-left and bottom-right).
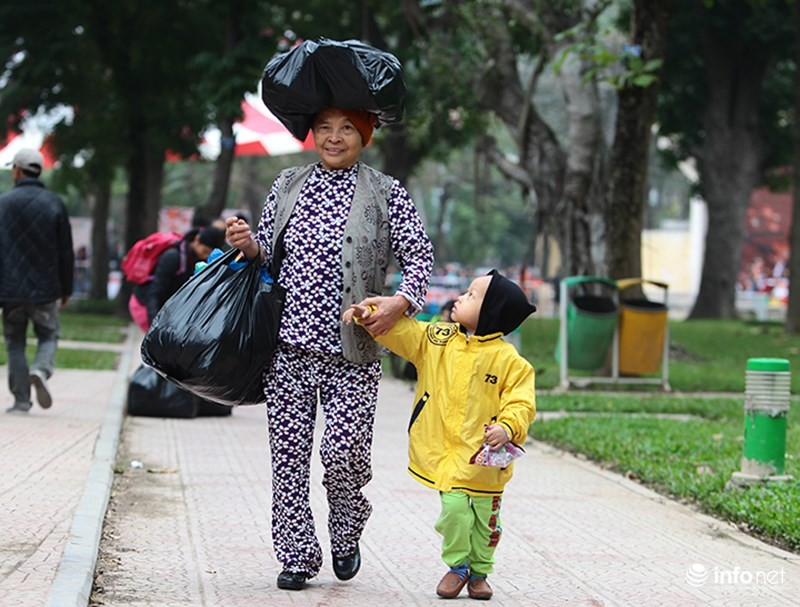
[
  {"x1": 467, "y1": 576, "x2": 493, "y2": 600},
  {"x1": 436, "y1": 571, "x2": 468, "y2": 598}
]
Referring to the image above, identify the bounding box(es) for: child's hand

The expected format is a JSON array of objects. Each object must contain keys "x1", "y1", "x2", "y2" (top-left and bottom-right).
[
  {"x1": 356, "y1": 295, "x2": 409, "y2": 336},
  {"x1": 484, "y1": 424, "x2": 511, "y2": 450},
  {"x1": 342, "y1": 304, "x2": 375, "y2": 325}
]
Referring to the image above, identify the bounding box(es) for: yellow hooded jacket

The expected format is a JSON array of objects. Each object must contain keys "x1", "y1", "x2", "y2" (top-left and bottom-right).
[{"x1": 375, "y1": 316, "x2": 536, "y2": 496}]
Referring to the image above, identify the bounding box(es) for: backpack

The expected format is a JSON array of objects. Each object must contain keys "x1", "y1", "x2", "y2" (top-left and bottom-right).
[{"x1": 121, "y1": 232, "x2": 182, "y2": 284}]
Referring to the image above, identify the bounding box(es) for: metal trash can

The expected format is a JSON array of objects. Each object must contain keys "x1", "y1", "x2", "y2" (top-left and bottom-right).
[
  {"x1": 617, "y1": 278, "x2": 669, "y2": 376},
  {"x1": 731, "y1": 358, "x2": 792, "y2": 485},
  {"x1": 555, "y1": 276, "x2": 618, "y2": 371}
]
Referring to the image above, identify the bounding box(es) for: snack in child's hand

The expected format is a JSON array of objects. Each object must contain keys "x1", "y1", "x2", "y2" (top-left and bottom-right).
[{"x1": 469, "y1": 441, "x2": 526, "y2": 468}]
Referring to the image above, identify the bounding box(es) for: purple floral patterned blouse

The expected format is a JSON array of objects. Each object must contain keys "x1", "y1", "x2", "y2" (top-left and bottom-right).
[{"x1": 254, "y1": 162, "x2": 433, "y2": 356}]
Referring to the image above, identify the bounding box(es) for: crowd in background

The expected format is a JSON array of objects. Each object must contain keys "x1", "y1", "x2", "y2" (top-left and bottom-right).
[
  {"x1": 385, "y1": 263, "x2": 547, "y2": 317},
  {"x1": 738, "y1": 255, "x2": 789, "y2": 306}
]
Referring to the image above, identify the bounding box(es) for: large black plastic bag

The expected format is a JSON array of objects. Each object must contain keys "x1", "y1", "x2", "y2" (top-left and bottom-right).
[
  {"x1": 127, "y1": 364, "x2": 198, "y2": 418},
  {"x1": 127, "y1": 365, "x2": 232, "y2": 417},
  {"x1": 141, "y1": 248, "x2": 285, "y2": 406},
  {"x1": 261, "y1": 37, "x2": 406, "y2": 141}
]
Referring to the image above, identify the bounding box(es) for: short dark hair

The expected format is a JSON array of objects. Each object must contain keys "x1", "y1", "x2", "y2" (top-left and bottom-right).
[
  {"x1": 21, "y1": 168, "x2": 42, "y2": 178},
  {"x1": 198, "y1": 226, "x2": 226, "y2": 250}
]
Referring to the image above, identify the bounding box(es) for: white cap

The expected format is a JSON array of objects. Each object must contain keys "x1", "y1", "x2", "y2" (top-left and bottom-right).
[{"x1": 11, "y1": 148, "x2": 44, "y2": 176}]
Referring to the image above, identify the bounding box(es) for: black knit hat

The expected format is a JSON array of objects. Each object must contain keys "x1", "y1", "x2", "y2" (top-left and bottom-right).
[{"x1": 475, "y1": 270, "x2": 537, "y2": 336}]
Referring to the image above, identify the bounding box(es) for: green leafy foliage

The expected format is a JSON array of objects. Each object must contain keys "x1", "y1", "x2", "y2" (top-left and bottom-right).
[
  {"x1": 657, "y1": 0, "x2": 795, "y2": 171},
  {"x1": 553, "y1": 21, "x2": 662, "y2": 90},
  {"x1": 400, "y1": 26, "x2": 488, "y2": 161}
]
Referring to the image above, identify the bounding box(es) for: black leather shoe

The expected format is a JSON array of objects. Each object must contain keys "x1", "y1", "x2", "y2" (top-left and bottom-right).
[
  {"x1": 333, "y1": 545, "x2": 361, "y2": 581},
  {"x1": 276, "y1": 570, "x2": 308, "y2": 590}
]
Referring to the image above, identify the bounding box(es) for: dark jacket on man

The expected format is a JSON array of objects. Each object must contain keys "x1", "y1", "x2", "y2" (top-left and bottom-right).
[{"x1": 0, "y1": 177, "x2": 74, "y2": 303}]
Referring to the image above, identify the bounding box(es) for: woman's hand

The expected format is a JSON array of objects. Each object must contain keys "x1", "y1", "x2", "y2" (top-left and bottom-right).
[
  {"x1": 355, "y1": 294, "x2": 409, "y2": 336},
  {"x1": 225, "y1": 217, "x2": 260, "y2": 260},
  {"x1": 342, "y1": 304, "x2": 376, "y2": 327}
]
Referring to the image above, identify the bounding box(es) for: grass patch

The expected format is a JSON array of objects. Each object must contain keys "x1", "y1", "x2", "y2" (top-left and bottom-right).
[
  {"x1": 0, "y1": 310, "x2": 127, "y2": 370},
  {"x1": 520, "y1": 317, "x2": 800, "y2": 392},
  {"x1": 522, "y1": 317, "x2": 800, "y2": 552},
  {"x1": 67, "y1": 298, "x2": 123, "y2": 316},
  {"x1": 669, "y1": 320, "x2": 800, "y2": 392},
  {"x1": 536, "y1": 392, "x2": 742, "y2": 420},
  {"x1": 530, "y1": 398, "x2": 800, "y2": 552},
  {"x1": 53, "y1": 348, "x2": 120, "y2": 370},
  {"x1": 59, "y1": 311, "x2": 129, "y2": 343}
]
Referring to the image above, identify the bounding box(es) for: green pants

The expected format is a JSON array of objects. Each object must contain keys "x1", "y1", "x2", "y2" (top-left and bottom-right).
[{"x1": 434, "y1": 491, "x2": 502, "y2": 576}]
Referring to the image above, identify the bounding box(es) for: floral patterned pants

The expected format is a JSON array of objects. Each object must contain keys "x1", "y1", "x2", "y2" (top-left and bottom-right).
[{"x1": 264, "y1": 343, "x2": 381, "y2": 577}]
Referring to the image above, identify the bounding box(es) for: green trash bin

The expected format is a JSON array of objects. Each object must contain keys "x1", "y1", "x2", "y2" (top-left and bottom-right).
[{"x1": 555, "y1": 276, "x2": 619, "y2": 370}]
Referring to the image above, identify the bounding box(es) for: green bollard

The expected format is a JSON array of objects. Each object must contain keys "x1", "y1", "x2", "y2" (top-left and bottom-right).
[{"x1": 731, "y1": 358, "x2": 792, "y2": 486}]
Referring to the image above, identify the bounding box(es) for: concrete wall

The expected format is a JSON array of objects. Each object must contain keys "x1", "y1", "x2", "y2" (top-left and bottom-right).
[{"x1": 639, "y1": 198, "x2": 706, "y2": 315}]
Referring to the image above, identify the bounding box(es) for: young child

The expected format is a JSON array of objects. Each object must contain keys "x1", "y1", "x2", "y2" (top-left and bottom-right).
[{"x1": 343, "y1": 270, "x2": 536, "y2": 600}]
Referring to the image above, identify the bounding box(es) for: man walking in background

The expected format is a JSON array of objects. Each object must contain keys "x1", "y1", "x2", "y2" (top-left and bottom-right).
[{"x1": 0, "y1": 148, "x2": 74, "y2": 414}]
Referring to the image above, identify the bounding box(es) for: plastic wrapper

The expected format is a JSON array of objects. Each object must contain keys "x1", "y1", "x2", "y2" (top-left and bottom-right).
[
  {"x1": 469, "y1": 442, "x2": 526, "y2": 468},
  {"x1": 141, "y1": 247, "x2": 285, "y2": 407},
  {"x1": 261, "y1": 37, "x2": 406, "y2": 141}
]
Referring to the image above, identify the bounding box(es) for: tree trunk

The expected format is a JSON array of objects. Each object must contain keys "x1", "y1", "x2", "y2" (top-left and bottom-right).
[
  {"x1": 89, "y1": 178, "x2": 112, "y2": 301},
  {"x1": 476, "y1": 6, "x2": 613, "y2": 278},
  {"x1": 475, "y1": 24, "x2": 568, "y2": 272},
  {"x1": 380, "y1": 125, "x2": 415, "y2": 185},
  {"x1": 432, "y1": 183, "x2": 453, "y2": 262},
  {"x1": 557, "y1": 48, "x2": 603, "y2": 277},
  {"x1": 786, "y1": 3, "x2": 800, "y2": 333},
  {"x1": 119, "y1": 136, "x2": 165, "y2": 312},
  {"x1": 124, "y1": 143, "x2": 164, "y2": 250},
  {"x1": 240, "y1": 156, "x2": 266, "y2": 228},
  {"x1": 196, "y1": 7, "x2": 242, "y2": 222},
  {"x1": 403, "y1": 0, "x2": 609, "y2": 277},
  {"x1": 689, "y1": 33, "x2": 768, "y2": 319},
  {"x1": 605, "y1": 0, "x2": 672, "y2": 283},
  {"x1": 198, "y1": 115, "x2": 236, "y2": 220}
]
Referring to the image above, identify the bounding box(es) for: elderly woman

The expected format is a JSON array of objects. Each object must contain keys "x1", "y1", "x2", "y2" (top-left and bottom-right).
[{"x1": 227, "y1": 108, "x2": 433, "y2": 591}]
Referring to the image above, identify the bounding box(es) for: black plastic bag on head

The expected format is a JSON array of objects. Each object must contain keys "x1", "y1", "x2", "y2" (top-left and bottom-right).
[
  {"x1": 261, "y1": 37, "x2": 406, "y2": 141},
  {"x1": 141, "y1": 248, "x2": 285, "y2": 406}
]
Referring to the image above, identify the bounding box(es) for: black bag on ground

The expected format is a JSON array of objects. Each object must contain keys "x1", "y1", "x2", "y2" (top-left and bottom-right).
[
  {"x1": 195, "y1": 399, "x2": 233, "y2": 417},
  {"x1": 127, "y1": 365, "x2": 232, "y2": 418},
  {"x1": 127, "y1": 364, "x2": 198, "y2": 418},
  {"x1": 141, "y1": 247, "x2": 284, "y2": 407}
]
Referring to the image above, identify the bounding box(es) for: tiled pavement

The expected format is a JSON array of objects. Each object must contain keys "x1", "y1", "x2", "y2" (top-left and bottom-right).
[
  {"x1": 0, "y1": 331, "x2": 133, "y2": 607},
  {"x1": 2, "y1": 330, "x2": 800, "y2": 606}
]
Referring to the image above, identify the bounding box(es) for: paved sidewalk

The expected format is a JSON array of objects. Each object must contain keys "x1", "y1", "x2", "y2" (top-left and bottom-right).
[
  {"x1": 3, "y1": 330, "x2": 800, "y2": 606},
  {"x1": 96, "y1": 377, "x2": 800, "y2": 605},
  {"x1": 0, "y1": 331, "x2": 135, "y2": 607}
]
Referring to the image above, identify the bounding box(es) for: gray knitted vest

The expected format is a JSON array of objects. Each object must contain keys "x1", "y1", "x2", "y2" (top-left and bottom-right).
[{"x1": 271, "y1": 162, "x2": 393, "y2": 364}]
